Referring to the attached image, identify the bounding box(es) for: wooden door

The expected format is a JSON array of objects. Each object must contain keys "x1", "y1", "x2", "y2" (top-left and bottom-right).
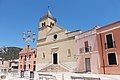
[{"x1": 85, "y1": 58, "x2": 91, "y2": 72}]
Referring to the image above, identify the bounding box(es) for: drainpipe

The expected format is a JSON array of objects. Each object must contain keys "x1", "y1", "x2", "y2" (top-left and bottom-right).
[{"x1": 100, "y1": 34, "x2": 105, "y2": 74}]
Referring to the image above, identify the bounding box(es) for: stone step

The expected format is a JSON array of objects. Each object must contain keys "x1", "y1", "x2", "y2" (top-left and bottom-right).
[{"x1": 40, "y1": 64, "x2": 69, "y2": 72}]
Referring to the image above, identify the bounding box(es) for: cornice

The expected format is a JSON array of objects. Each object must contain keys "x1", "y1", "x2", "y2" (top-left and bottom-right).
[
  {"x1": 37, "y1": 36, "x2": 75, "y2": 47},
  {"x1": 47, "y1": 30, "x2": 65, "y2": 36}
]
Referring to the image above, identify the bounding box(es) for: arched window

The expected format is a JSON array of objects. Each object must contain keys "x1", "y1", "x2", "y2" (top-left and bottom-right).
[
  {"x1": 50, "y1": 22, "x2": 54, "y2": 26},
  {"x1": 20, "y1": 65, "x2": 22, "y2": 69},
  {"x1": 29, "y1": 64, "x2": 30, "y2": 69},
  {"x1": 35, "y1": 54, "x2": 37, "y2": 58},
  {"x1": 68, "y1": 49, "x2": 71, "y2": 57},
  {"x1": 34, "y1": 61, "x2": 36, "y2": 64},
  {"x1": 25, "y1": 55, "x2": 26, "y2": 61},
  {"x1": 33, "y1": 65, "x2": 36, "y2": 71},
  {"x1": 29, "y1": 55, "x2": 31, "y2": 59},
  {"x1": 42, "y1": 52, "x2": 45, "y2": 59},
  {"x1": 21, "y1": 56, "x2": 22, "y2": 59},
  {"x1": 42, "y1": 22, "x2": 46, "y2": 27}
]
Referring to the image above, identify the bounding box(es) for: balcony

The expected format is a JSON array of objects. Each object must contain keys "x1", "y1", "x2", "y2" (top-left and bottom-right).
[
  {"x1": 80, "y1": 46, "x2": 92, "y2": 53},
  {"x1": 105, "y1": 41, "x2": 116, "y2": 49}
]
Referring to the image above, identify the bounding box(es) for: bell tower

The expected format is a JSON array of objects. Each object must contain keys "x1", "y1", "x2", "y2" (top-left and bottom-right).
[
  {"x1": 39, "y1": 9, "x2": 56, "y2": 28},
  {"x1": 38, "y1": 9, "x2": 56, "y2": 40}
]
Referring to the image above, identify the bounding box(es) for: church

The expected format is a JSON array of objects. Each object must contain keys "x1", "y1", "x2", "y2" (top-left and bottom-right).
[{"x1": 36, "y1": 9, "x2": 82, "y2": 72}]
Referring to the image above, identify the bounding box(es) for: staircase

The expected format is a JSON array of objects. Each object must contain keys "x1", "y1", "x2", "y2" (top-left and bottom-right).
[{"x1": 40, "y1": 64, "x2": 69, "y2": 72}]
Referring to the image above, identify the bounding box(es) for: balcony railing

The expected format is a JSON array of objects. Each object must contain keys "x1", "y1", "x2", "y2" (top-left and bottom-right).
[
  {"x1": 105, "y1": 41, "x2": 116, "y2": 49},
  {"x1": 80, "y1": 46, "x2": 92, "y2": 53}
]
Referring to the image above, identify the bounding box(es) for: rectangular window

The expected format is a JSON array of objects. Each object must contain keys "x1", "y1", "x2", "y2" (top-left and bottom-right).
[
  {"x1": 108, "y1": 53, "x2": 117, "y2": 65},
  {"x1": 106, "y1": 34, "x2": 114, "y2": 48},
  {"x1": 24, "y1": 65, "x2": 26, "y2": 70}
]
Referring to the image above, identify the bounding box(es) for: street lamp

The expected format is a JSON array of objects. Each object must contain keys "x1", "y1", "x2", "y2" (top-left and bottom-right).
[
  {"x1": 0, "y1": 46, "x2": 8, "y2": 71},
  {"x1": 22, "y1": 30, "x2": 36, "y2": 78},
  {"x1": 23, "y1": 30, "x2": 36, "y2": 45}
]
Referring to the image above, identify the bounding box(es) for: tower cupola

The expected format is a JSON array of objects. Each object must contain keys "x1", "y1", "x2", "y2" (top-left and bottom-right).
[{"x1": 40, "y1": 9, "x2": 56, "y2": 28}]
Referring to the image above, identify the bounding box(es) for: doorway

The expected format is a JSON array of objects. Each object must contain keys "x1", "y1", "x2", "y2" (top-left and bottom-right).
[
  {"x1": 53, "y1": 53, "x2": 58, "y2": 64},
  {"x1": 85, "y1": 58, "x2": 91, "y2": 72},
  {"x1": 20, "y1": 71, "x2": 24, "y2": 78},
  {"x1": 30, "y1": 71, "x2": 34, "y2": 79}
]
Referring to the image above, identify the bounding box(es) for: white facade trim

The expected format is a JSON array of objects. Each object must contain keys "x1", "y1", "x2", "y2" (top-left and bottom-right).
[
  {"x1": 105, "y1": 33, "x2": 115, "y2": 49},
  {"x1": 97, "y1": 25, "x2": 120, "y2": 34}
]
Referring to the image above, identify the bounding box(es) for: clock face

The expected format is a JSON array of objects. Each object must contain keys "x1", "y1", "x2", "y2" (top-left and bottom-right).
[{"x1": 53, "y1": 34, "x2": 57, "y2": 40}]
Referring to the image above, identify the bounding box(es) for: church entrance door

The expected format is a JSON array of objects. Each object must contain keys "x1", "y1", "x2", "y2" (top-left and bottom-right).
[{"x1": 53, "y1": 53, "x2": 58, "y2": 64}]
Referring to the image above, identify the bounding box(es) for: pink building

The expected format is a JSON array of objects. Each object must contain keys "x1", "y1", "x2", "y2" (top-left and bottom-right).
[
  {"x1": 18, "y1": 45, "x2": 36, "y2": 78},
  {"x1": 97, "y1": 21, "x2": 120, "y2": 75},
  {"x1": 75, "y1": 27, "x2": 100, "y2": 73}
]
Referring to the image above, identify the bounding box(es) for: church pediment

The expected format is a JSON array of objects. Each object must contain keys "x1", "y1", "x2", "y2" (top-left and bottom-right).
[{"x1": 47, "y1": 25, "x2": 66, "y2": 35}]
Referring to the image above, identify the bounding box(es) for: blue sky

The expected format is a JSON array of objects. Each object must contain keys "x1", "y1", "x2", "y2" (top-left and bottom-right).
[{"x1": 0, "y1": 0, "x2": 120, "y2": 48}]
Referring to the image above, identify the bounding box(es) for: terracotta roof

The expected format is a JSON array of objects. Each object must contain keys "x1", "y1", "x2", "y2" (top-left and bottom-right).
[{"x1": 19, "y1": 45, "x2": 36, "y2": 54}]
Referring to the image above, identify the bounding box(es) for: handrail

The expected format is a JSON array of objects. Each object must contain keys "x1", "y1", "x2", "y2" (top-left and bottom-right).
[{"x1": 80, "y1": 46, "x2": 92, "y2": 53}]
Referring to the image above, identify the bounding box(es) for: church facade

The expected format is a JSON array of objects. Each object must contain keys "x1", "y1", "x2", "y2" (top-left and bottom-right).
[{"x1": 36, "y1": 10, "x2": 82, "y2": 72}]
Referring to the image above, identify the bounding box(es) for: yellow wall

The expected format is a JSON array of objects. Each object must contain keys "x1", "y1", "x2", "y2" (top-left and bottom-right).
[
  {"x1": 36, "y1": 17, "x2": 81, "y2": 71},
  {"x1": 37, "y1": 39, "x2": 76, "y2": 63}
]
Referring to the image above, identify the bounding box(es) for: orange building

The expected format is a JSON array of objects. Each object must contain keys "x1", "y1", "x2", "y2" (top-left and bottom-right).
[
  {"x1": 18, "y1": 45, "x2": 36, "y2": 78},
  {"x1": 97, "y1": 21, "x2": 120, "y2": 74}
]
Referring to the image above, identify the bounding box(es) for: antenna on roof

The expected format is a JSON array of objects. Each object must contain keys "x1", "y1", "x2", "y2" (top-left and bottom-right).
[
  {"x1": 48, "y1": 6, "x2": 50, "y2": 10},
  {"x1": 48, "y1": 0, "x2": 50, "y2": 10}
]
